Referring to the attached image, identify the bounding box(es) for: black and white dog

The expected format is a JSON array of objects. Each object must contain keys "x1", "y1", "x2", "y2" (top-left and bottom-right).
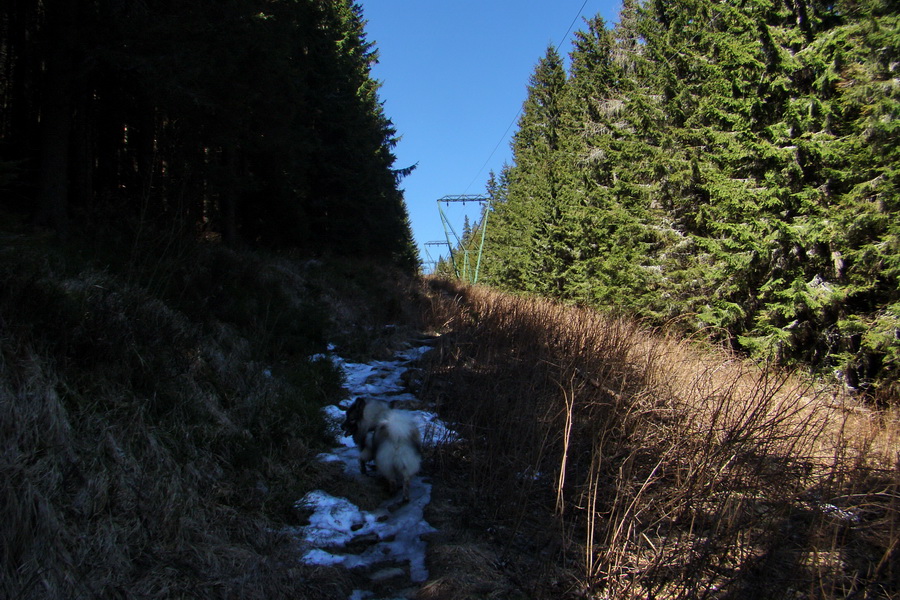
[
  {"x1": 342, "y1": 397, "x2": 391, "y2": 474},
  {"x1": 343, "y1": 397, "x2": 422, "y2": 501}
]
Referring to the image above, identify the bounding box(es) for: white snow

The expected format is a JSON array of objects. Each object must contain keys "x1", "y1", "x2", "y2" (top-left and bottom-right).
[
  {"x1": 419, "y1": 410, "x2": 461, "y2": 446},
  {"x1": 290, "y1": 343, "x2": 456, "y2": 592},
  {"x1": 294, "y1": 481, "x2": 435, "y2": 582}
]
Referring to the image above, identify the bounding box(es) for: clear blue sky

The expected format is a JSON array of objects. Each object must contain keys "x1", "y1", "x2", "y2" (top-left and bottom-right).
[{"x1": 358, "y1": 1, "x2": 623, "y2": 272}]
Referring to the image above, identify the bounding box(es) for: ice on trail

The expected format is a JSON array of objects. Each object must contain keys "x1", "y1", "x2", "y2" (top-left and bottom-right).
[
  {"x1": 295, "y1": 480, "x2": 434, "y2": 582},
  {"x1": 291, "y1": 343, "x2": 454, "y2": 591}
]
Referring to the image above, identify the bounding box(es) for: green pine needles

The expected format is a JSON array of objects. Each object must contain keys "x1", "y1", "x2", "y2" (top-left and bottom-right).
[{"x1": 477, "y1": 0, "x2": 899, "y2": 402}]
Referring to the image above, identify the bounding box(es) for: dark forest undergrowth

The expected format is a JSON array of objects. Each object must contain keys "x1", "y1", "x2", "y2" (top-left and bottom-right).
[
  {"x1": 417, "y1": 278, "x2": 899, "y2": 600},
  {"x1": 0, "y1": 219, "x2": 425, "y2": 599}
]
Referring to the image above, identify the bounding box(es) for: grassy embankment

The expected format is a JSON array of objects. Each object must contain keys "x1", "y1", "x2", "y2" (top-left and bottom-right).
[
  {"x1": 0, "y1": 218, "x2": 424, "y2": 599},
  {"x1": 3, "y1": 215, "x2": 897, "y2": 599},
  {"x1": 418, "y1": 278, "x2": 899, "y2": 600}
]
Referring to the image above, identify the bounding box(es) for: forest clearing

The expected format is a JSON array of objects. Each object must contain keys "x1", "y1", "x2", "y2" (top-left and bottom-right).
[
  {"x1": 2, "y1": 0, "x2": 898, "y2": 598},
  {"x1": 3, "y1": 238, "x2": 894, "y2": 599}
]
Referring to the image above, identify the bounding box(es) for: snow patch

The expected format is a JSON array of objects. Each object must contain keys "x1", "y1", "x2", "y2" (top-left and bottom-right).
[
  {"x1": 294, "y1": 482, "x2": 435, "y2": 582},
  {"x1": 291, "y1": 343, "x2": 455, "y2": 590}
]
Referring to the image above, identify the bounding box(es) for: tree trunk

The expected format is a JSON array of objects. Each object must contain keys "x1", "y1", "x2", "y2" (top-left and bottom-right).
[
  {"x1": 221, "y1": 148, "x2": 239, "y2": 246},
  {"x1": 70, "y1": 72, "x2": 94, "y2": 215},
  {"x1": 35, "y1": 0, "x2": 76, "y2": 239}
]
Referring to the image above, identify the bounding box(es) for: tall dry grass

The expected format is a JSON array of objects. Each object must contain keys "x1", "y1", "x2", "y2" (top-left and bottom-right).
[
  {"x1": 0, "y1": 236, "x2": 424, "y2": 599},
  {"x1": 420, "y1": 279, "x2": 899, "y2": 599}
]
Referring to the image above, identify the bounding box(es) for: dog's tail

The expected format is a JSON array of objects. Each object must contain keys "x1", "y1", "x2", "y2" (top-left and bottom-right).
[
  {"x1": 374, "y1": 410, "x2": 422, "y2": 500},
  {"x1": 378, "y1": 410, "x2": 422, "y2": 451}
]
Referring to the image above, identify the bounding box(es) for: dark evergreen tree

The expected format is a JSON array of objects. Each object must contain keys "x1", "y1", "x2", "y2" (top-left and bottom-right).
[
  {"x1": 484, "y1": 46, "x2": 568, "y2": 294},
  {"x1": 0, "y1": 0, "x2": 419, "y2": 271}
]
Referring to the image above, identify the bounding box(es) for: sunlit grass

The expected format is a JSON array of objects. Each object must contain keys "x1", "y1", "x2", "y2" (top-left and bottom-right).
[{"x1": 421, "y1": 278, "x2": 899, "y2": 599}]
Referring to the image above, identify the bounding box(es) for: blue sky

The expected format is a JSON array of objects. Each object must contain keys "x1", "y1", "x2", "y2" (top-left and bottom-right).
[{"x1": 358, "y1": 1, "x2": 623, "y2": 271}]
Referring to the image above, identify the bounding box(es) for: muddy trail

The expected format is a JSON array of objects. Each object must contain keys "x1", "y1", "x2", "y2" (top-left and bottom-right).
[{"x1": 287, "y1": 342, "x2": 456, "y2": 599}]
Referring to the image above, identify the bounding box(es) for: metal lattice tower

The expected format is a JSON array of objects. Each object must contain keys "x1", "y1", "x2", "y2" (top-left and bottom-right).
[
  {"x1": 437, "y1": 195, "x2": 491, "y2": 283},
  {"x1": 423, "y1": 240, "x2": 450, "y2": 273}
]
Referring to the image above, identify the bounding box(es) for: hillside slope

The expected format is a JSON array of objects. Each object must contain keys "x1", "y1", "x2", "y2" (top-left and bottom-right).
[
  {"x1": 0, "y1": 226, "x2": 423, "y2": 599},
  {"x1": 417, "y1": 278, "x2": 898, "y2": 599},
  {"x1": 2, "y1": 225, "x2": 897, "y2": 599}
]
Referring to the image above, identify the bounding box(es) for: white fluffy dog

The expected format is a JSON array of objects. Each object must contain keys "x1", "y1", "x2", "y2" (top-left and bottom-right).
[
  {"x1": 370, "y1": 409, "x2": 422, "y2": 502},
  {"x1": 342, "y1": 397, "x2": 423, "y2": 501}
]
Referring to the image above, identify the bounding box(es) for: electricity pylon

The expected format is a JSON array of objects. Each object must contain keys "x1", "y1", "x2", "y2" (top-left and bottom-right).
[
  {"x1": 423, "y1": 240, "x2": 450, "y2": 274},
  {"x1": 437, "y1": 195, "x2": 491, "y2": 284}
]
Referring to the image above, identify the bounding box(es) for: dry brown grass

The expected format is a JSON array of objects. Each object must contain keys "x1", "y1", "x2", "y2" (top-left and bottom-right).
[
  {"x1": 0, "y1": 237, "x2": 425, "y2": 600},
  {"x1": 419, "y1": 278, "x2": 899, "y2": 599}
]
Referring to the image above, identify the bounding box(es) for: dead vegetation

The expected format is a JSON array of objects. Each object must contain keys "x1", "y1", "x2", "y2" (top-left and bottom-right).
[
  {"x1": 3, "y1": 222, "x2": 897, "y2": 599},
  {"x1": 0, "y1": 229, "x2": 424, "y2": 600},
  {"x1": 418, "y1": 279, "x2": 899, "y2": 599}
]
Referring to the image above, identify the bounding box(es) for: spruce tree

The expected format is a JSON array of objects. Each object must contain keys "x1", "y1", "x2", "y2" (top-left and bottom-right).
[
  {"x1": 555, "y1": 14, "x2": 669, "y2": 311},
  {"x1": 477, "y1": 0, "x2": 899, "y2": 397},
  {"x1": 485, "y1": 46, "x2": 568, "y2": 294}
]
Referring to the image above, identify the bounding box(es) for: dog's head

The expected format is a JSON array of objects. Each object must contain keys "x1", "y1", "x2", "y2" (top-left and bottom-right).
[{"x1": 342, "y1": 397, "x2": 366, "y2": 437}]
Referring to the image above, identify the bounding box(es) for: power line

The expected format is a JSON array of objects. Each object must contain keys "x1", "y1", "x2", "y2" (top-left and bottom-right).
[
  {"x1": 561, "y1": 0, "x2": 591, "y2": 47},
  {"x1": 463, "y1": 0, "x2": 591, "y2": 195},
  {"x1": 462, "y1": 115, "x2": 519, "y2": 194}
]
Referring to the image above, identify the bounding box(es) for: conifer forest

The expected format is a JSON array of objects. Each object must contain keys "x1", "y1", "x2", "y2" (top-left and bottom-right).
[
  {"x1": 0, "y1": 0, "x2": 419, "y2": 270},
  {"x1": 463, "y1": 0, "x2": 898, "y2": 402},
  {"x1": 1, "y1": 0, "x2": 898, "y2": 398}
]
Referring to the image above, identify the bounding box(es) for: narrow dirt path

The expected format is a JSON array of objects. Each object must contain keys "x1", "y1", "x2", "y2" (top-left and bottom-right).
[{"x1": 287, "y1": 343, "x2": 451, "y2": 599}]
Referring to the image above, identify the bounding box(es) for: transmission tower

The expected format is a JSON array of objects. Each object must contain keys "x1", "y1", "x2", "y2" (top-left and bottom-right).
[
  {"x1": 437, "y1": 195, "x2": 491, "y2": 284},
  {"x1": 423, "y1": 240, "x2": 450, "y2": 274}
]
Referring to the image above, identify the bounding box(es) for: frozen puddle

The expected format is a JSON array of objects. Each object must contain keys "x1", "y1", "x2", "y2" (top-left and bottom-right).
[{"x1": 290, "y1": 343, "x2": 453, "y2": 597}]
